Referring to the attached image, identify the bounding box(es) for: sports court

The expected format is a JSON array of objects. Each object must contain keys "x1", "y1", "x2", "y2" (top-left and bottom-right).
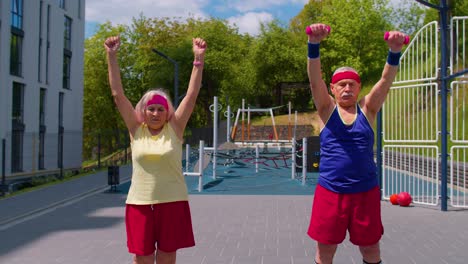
[{"x1": 1, "y1": 165, "x2": 468, "y2": 263}]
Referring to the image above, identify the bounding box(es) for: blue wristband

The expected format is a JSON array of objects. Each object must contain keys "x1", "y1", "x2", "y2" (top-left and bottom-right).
[
  {"x1": 308, "y1": 42, "x2": 320, "y2": 59},
  {"x1": 387, "y1": 50, "x2": 401, "y2": 66}
]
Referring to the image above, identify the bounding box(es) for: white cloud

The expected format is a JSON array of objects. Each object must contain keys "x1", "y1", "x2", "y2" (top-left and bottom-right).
[
  {"x1": 227, "y1": 12, "x2": 274, "y2": 35},
  {"x1": 85, "y1": 0, "x2": 302, "y2": 37},
  {"x1": 224, "y1": 0, "x2": 308, "y2": 13},
  {"x1": 85, "y1": 0, "x2": 208, "y2": 25}
]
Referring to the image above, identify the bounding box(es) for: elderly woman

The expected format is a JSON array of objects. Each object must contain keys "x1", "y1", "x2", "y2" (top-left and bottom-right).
[{"x1": 104, "y1": 35, "x2": 206, "y2": 264}]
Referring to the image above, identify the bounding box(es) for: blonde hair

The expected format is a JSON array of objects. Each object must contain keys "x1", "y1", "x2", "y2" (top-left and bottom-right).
[{"x1": 135, "y1": 89, "x2": 175, "y2": 123}]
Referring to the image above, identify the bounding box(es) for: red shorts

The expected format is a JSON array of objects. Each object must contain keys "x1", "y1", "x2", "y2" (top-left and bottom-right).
[
  {"x1": 307, "y1": 184, "x2": 383, "y2": 246},
  {"x1": 125, "y1": 201, "x2": 195, "y2": 255}
]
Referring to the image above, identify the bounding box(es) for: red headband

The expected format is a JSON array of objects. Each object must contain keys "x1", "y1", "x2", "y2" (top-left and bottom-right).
[
  {"x1": 146, "y1": 94, "x2": 168, "y2": 110},
  {"x1": 331, "y1": 71, "x2": 361, "y2": 84}
]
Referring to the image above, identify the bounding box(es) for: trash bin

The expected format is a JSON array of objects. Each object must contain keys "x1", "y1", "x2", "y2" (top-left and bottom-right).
[
  {"x1": 0, "y1": 184, "x2": 9, "y2": 196},
  {"x1": 295, "y1": 136, "x2": 320, "y2": 173},
  {"x1": 108, "y1": 165, "x2": 120, "y2": 186},
  {"x1": 306, "y1": 136, "x2": 320, "y2": 172}
]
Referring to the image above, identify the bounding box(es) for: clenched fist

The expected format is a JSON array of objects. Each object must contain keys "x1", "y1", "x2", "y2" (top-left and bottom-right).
[{"x1": 104, "y1": 36, "x2": 121, "y2": 55}]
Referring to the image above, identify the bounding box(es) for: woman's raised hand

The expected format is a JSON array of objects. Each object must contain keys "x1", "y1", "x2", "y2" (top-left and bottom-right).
[
  {"x1": 104, "y1": 36, "x2": 121, "y2": 55},
  {"x1": 193, "y1": 38, "x2": 207, "y2": 66}
]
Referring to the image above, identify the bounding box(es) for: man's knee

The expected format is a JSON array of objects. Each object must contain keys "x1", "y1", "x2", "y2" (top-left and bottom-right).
[
  {"x1": 156, "y1": 249, "x2": 176, "y2": 264},
  {"x1": 360, "y1": 243, "x2": 380, "y2": 254},
  {"x1": 359, "y1": 243, "x2": 381, "y2": 264}
]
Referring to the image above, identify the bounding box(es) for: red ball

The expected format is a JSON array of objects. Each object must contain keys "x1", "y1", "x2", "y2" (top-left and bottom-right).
[
  {"x1": 397, "y1": 192, "x2": 412, "y2": 207},
  {"x1": 389, "y1": 194, "x2": 399, "y2": 205}
]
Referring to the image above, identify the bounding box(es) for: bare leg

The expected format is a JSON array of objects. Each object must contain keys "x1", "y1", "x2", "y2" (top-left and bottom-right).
[
  {"x1": 156, "y1": 249, "x2": 176, "y2": 264},
  {"x1": 315, "y1": 242, "x2": 338, "y2": 264},
  {"x1": 133, "y1": 254, "x2": 155, "y2": 264},
  {"x1": 359, "y1": 242, "x2": 381, "y2": 263}
]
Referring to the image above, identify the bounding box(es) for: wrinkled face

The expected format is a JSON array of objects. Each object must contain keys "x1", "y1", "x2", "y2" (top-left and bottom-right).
[
  {"x1": 331, "y1": 79, "x2": 361, "y2": 107},
  {"x1": 145, "y1": 104, "x2": 168, "y2": 130}
]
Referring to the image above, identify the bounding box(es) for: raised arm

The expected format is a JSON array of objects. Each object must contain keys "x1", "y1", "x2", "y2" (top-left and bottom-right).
[
  {"x1": 104, "y1": 36, "x2": 140, "y2": 136},
  {"x1": 361, "y1": 31, "x2": 408, "y2": 122},
  {"x1": 171, "y1": 38, "x2": 207, "y2": 138},
  {"x1": 307, "y1": 24, "x2": 334, "y2": 125}
]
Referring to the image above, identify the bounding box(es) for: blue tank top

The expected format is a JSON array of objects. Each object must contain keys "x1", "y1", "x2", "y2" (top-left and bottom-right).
[{"x1": 318, "y1": 105, "x2": 378, "y2": 193}]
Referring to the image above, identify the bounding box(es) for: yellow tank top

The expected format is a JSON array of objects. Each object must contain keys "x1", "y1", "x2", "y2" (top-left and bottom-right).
[{"x1": 126, "y1": 123, "x2": 188, "y2": 204}]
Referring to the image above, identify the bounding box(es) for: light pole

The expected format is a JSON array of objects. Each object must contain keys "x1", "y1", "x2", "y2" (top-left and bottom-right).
[{"x1": 152, "y1": 48, "x2": 179, "y2": 108}]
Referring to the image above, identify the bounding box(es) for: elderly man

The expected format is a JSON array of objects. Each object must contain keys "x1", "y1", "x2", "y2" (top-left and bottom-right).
[{"x1": 306, "y1": 23, "x2": 408, "y2": 264}]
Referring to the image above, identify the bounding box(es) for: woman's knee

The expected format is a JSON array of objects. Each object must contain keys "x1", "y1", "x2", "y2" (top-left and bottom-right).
[
  {"x1": 317, "y1": 242, "x2": 338, "y2": 254},
  {"x1": 316, "y1": 242, "x2": 338, "y2": 264}
]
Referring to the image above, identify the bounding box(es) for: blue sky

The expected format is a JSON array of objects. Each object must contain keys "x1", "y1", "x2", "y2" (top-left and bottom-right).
[{"x1": 85, "y1": 0, "x2": 309, "y2": 38}]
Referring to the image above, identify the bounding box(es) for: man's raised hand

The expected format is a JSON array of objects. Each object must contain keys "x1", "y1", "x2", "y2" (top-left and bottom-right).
[
  {"x1": 384, "y1": 31, "x2": 409, "y2": 53},
  {"x1": 306, "y1": 23, "x2": 331, "y2": 44}
]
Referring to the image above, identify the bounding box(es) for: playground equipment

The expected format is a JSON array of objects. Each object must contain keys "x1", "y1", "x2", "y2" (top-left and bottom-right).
[
  {"x1": 230, "y1": 99, "x2": 294, "y2": 143},
  {"x1": 183, "y1": 97, "x2": 221, "y2": 191},
  {"x1": 183, "y1": 97, "x2": 314, "y2": 192},
  {"x1": 379, "y1": 1, "x2": 468, "y2": 211}
]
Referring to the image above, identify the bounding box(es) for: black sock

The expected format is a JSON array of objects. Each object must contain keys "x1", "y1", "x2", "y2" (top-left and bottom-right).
[{"x1": 363, "y1": 260, "x2": 382, "y2": 264}]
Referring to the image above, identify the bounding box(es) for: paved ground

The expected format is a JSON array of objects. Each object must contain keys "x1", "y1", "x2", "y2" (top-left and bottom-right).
[{"x1": 1, "y1": 165, "x2": 468, "y2": 263}]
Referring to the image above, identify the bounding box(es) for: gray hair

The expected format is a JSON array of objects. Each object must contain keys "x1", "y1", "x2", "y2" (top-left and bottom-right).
[{"x1": 332, "y1": 67, "x2": 359, "y2": 76}]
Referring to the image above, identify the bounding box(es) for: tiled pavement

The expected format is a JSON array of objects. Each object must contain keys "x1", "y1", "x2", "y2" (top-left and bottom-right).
[{"x1": 1, "y1": 165, "x2": 468, "y2": 263}]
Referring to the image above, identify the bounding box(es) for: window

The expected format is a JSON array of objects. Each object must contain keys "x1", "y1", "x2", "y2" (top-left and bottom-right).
[
  {"x1": 38, "y1": 1, "x2": 43, "y2": 82},
  {"x1": 78, "y1": 0, "x2": 81, "y2": 19},
  {"x1": 63, "y1": 16, "x2": 72, "y2": 89},
  {"x1": 58, "y1": 92, "x2": 64, "y2": 169},
  {"x1": 39, "y1": 88, "x2": 47, "y2": 170},
  {"x1": 12, "y1": 82, "x2": 25, "y2": 173},
  {"x1": 39, "y1": 88, "x2": 46, "y2": 126},
  {"x1": 10, "y1": 31, "x2": 23, "y2": 76},
  {"x1": 64, "y1": 16, "x2": 72, "y2": 51},
  {"x1": 11, "y1": 0, "x2": 23, "y2": 29},
  {"x1": 46, "y1": 4, "x2": 51, "y2": 84},
  {"x1": 12, "y1": 82, "x2": 24, "y2": 124},
  {"x1": 63, "y1": 54, "x2": 71, "y2": 89},
  {"x1": 58, "y1": 0, "x2": 65, "y2": 9},
  {"x1": 10, "y1": 0, "x2": 25, "y2": 76}
]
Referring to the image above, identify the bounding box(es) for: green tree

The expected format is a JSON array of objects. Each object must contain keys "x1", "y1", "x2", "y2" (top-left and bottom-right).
[
  {"x1": 82, "y1": 1, "x2": 409, "y2": 158},
  {"x1": 390, "y1": 0, "x2": 427, "y2": 35},
  {"x1": 185, "y1": 18, "x2": 253, "y2": 125},
  {"x1": 290, "y1": 0, "x2": 393, "y2": 84},
  {"x1": 83, "y1": 23, "x2": 128, "y2": 159},
  {"x1": 251, "y1": 20, "x2": 306, "y2": 109}
]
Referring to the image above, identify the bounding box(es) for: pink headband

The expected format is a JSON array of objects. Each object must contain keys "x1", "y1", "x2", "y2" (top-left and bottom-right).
[
  {"x1": 331, "y1": 71, "x2": 361, "y2": 84},
  {"x1": 146, "y1": 94, "x2": 168, "y2": 110}
]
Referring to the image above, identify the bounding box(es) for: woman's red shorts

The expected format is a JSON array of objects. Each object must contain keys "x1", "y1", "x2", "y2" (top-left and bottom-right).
[{"x1": 125, "y1": 201, "x2": 195, "y2": 255}]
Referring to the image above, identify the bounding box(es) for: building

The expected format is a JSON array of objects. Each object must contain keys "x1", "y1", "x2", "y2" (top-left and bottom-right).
[{"x1": 0, "y1": 0, "x2": 85, "y2": 178}]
